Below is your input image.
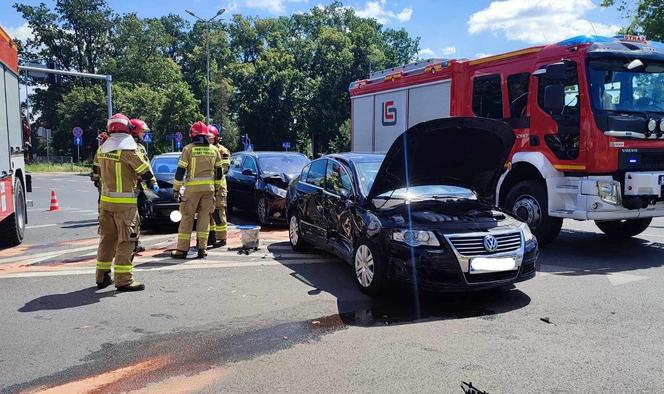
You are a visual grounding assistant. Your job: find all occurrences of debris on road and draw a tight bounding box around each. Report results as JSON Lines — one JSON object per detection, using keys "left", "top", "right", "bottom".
{"left": 540, "top": 317, "right": 554, "bottom": 325}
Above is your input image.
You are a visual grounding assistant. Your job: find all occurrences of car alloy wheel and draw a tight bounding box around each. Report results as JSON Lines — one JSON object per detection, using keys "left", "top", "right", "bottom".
{"left": 354, "top": 244, "right": 375, "bottom": 288}
{"left": 289, "top": 215, "right": 299, "bottom": 246}
{"left": 257, "top": 196, "right": 267, "bottom": 224}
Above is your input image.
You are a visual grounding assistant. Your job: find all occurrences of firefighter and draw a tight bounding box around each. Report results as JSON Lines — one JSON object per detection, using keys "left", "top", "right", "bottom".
{"left": 95, "top": 113, "right": 159, "bottom": 291}
{"left": 171, "top": 121, "right": 223, "bottom": 259}
{"left": 130, "top": 119, "right": 152, "bottom": 254}
{"left": 207, "top": 124, "right": 231, "bottom": 248}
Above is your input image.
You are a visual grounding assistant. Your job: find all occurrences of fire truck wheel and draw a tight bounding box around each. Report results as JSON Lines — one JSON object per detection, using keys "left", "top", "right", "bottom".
{"left": 595, "top": 218, "right": 652, "bottom": 239}
{"left": 0, "top": 178, "right": 26, "bottom": 246}
{"left": 505, "top": 180, "right": 562, "bottom": 246}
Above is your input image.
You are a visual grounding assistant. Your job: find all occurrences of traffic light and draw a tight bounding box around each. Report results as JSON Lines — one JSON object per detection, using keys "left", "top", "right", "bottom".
{"left": 47, "top": 61, "right": 61, "bottom": 85}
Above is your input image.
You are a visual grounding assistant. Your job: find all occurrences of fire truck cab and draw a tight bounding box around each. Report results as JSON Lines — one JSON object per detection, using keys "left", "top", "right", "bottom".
{"left": 349, "top": 35, "right": 664, "bottom": 244}
{"left": 0, "top": 26, "right": 28, "bottom": 246}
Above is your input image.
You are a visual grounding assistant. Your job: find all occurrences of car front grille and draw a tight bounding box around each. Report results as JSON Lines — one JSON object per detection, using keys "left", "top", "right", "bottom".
{"left": 447, "top": 232, "right": 522, "bottom": 256}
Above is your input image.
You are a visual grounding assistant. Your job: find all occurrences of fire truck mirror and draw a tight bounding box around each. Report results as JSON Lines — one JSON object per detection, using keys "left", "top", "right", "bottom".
{"left": 543, "top": 84, "right": 565, "bottom": 112}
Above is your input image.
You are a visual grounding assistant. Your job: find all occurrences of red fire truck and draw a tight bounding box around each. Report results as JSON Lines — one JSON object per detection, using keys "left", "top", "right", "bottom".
{"left": 0, "top": 26, "right": 29, "bottom": 246}
{"left": 350, "top": 35, "right": 664, "bottom": 244}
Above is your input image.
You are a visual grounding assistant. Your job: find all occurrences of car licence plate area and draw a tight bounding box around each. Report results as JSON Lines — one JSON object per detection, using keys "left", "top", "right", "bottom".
{"left": 469, "top": 257, "right": 516, "bottom": 273}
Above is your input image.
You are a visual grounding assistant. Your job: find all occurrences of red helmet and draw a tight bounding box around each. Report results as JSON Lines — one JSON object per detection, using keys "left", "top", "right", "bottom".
{"left": 130, "top": 119, "right": 150, "bottom": 136}
{"left": 208, "top": 125, "right": 219, "bottom": 140}
{"left": 190, "top": 121, "right": 208, "bottom": 138}
{"left": 97, "top": 131, "right": 109, "bottom": 143}
{"left": 107, "top": 113, "right": 133, "bottom": 134}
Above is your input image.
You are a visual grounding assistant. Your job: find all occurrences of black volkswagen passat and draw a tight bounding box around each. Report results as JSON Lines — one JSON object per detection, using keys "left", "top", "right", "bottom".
{"left": 227, "top": 151, "right": 310, "bottom": 225}
{"left": 286, "top": 117, "right": 538, "bottom": 295}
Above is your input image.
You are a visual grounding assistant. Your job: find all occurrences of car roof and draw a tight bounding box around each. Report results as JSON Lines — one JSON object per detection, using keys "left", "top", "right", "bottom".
{"left": 325, "top": 152, "right": 385, "bottom": 163}
{"left": 234, "top": 151, "right": 308, "bottom": 157}
{"left": 152, "top": 152, "right": 181, "bottom": 158}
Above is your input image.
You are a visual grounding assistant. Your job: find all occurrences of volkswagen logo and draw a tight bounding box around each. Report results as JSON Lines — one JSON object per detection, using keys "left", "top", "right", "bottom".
{"left": 483, "top": 235, "right": 498, "bottom": 252}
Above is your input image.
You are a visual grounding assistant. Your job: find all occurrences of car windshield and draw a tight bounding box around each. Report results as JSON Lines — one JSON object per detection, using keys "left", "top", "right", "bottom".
{"left": 152, "top": 157, "right": 179, "bottom": 174}
{"left": 376, "top": 185, "right": 476, "bottom": 201}
{"left": 588, "top": 57, "right": 664, "bottom": 113}
{"left": 258, "top": 155, "right": 310, "bottom": 175}
{"left": 355, "top": 161, "right": 383, "bottom": 195}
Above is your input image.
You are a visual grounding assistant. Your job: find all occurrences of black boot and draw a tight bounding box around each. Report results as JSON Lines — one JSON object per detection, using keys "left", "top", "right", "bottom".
{"left": 207, "top": 232, "right": 216, "bottom": 247}
{"left": 116, "top": 281, "right": 145, "bottom": 292}
{"left": 134, "top": 243, "right": 145, "bottom": 253}
{"left": 96, "top": 272, "right": 113, "bottom": 289}
{"left": 213, "top": 238, "right": 226, "bottom": 248}
{"left": 197, "top": 249, "right": 208, "bottom": 259}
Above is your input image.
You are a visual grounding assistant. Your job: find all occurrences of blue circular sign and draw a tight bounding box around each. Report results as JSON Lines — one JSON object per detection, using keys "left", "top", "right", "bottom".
{"left": 73, "top": 127, "right": 83, "bottom": 138}
{"left": 175, "top": 132, "right": 184, "bottom": 142}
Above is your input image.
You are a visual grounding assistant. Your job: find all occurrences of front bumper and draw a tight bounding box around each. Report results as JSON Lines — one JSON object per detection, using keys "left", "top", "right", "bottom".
{"left": 383, "top": 236, "right": 538, "bottom": 292}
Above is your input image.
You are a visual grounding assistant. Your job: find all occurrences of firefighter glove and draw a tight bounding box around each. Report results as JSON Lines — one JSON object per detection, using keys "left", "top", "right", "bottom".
{"left": 173, "top": 190, "right": 181, "bottom": 202}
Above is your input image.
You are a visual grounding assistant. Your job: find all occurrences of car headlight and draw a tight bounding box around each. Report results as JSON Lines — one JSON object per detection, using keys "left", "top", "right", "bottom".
{"left": 597, "top": 181, "right": 621, "bottom": 206}
{"left": 392, "top": 229, "right": 440, "bottom": 247}
{"left": 266, "top": 183, "right": 287, "bottom": 198}
{"left": 520, "top": 223, "right": 535, "bottom": 242}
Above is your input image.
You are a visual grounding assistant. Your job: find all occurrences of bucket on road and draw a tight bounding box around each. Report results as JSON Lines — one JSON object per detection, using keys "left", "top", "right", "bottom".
{"left": 237, "top": 225, "right": 260, "bottom": 250}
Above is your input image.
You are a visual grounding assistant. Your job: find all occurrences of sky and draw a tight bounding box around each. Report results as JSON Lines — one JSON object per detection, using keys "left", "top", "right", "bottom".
{"left": 1, "top": 0, "right": 628, "bottom": 62}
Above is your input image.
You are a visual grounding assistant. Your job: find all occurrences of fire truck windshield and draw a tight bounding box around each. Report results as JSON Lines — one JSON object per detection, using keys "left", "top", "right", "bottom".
{"left": 588, "top": 58, "right": 664, "bottom": 114}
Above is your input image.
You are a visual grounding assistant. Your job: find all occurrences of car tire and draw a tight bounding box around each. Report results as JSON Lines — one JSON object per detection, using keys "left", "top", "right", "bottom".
{"left": 257, "top": 194, "right": 268, "bottom": 225}
{"left": 288, "top": 213, "right": 309, "bottom": 251}
{"left": 595, "top": 218, "right": 652, "bottom": 239}
{"left": 505, "top": 180, "right": 562, "bottom": 246}
{"left": 0, "top": 178, "right": 26, "bottom": 246}
{"left": 354, "top": 242, "right": 386, "bottom": 296}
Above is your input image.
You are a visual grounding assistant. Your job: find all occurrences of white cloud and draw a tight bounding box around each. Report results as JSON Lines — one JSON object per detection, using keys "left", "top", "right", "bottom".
{"left": 418, "top": 46, "right": 456, "bottom": 58}
{"left": 244, "top": 0, "right": 308, "bottom": 14}
{"left": 5, "top": 22, "right": 33, "bottom": 43}
{"left": 354, "top": 0, "right": 413, "bottom": 24}
{"left": 468, "top": 0, "right": 620, "bottom": 44}
{"left": 474, "top": 52, "right": 494, "bottom": 59}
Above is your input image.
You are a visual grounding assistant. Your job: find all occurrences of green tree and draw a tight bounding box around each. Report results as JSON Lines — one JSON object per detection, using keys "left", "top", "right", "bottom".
{"left": 602, "top": 0, "right": 664, "bottom": 39}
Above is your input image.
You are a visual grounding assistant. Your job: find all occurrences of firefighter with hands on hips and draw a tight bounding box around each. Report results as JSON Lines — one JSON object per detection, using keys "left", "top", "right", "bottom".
{"left": 207, "top": 124, "right": 231, "bottom": 248}
{"left": 95, "top": 113, "right": 160, "bottom": 292}
{"left": 130, "top": 118, "right": 152, "bottom": 254}
{"left": 171, "top": 121, "right": 224, "bottom": 259}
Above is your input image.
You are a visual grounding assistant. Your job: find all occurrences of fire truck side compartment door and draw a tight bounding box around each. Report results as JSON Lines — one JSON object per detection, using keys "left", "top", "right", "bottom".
{"left": 408, "top": 81, "right": 451, "bottom": 128}
{"left": 4, "top": 69, "right": 21, "bottom": 154}
{"left": 351, "top": 96, "right": 373, "bottom": 152}
{"left": 0, "top": 65, "right": 10, "bottom": 176}
{"left": 374, "top": 90, "right": 407, "bottom": 152}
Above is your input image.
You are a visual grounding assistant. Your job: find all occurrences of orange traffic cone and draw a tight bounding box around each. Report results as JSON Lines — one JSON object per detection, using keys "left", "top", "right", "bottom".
{"left": 49, "top": 189, "right": 60, "bottom": 211}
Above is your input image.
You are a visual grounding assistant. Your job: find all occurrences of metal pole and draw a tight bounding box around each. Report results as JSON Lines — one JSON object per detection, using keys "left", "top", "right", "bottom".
{"left": 206, "top": 20, "right": 211, "bottom": 123}
{"left": 77, "top": 144, "right": 80, "bottom": 163}
{"left": 106, "top": 75, "right": 113, "bottom": 118}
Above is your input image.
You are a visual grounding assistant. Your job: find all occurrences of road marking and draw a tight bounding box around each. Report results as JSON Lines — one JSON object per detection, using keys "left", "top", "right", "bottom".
{"left": 0, "top": 257, "right": 339, "bottom": 279}
{"left": 26, "top": 223, "right": 58, "bottom": 229}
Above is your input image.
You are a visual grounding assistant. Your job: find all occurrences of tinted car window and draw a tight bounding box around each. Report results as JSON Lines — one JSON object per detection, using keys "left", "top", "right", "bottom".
{"left": 326, "top": 160, "right": 353, "bottom": 195}
{"left": 152, "top": 157, "right": 179, "bottom": 174}
{"left": 231, "top": 155, "right": 243, "bottom": 169}
{"left": 258, "top": 155, "right": 310, "bottom": 175}
{"left": 300, "top": 164, "right": 311, "bottom": 181}
{"left": 243, "top": 156, "right": 258, "bottom": 173}
{"left": 306, "top": 159, "right": 326, "bottom": 187}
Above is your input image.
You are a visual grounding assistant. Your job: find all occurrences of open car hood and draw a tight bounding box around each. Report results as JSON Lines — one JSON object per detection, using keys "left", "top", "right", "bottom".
{"left": 367, "top": 117, "right": 515, "bottom": 202}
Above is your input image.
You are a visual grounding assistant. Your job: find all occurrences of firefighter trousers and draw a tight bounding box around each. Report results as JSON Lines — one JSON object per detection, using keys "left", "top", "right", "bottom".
{"left": 176, "top": 190, "right": 215, "bottom": 252}
{"left": 96, "top": 207, "right": 139, "bottom": 287}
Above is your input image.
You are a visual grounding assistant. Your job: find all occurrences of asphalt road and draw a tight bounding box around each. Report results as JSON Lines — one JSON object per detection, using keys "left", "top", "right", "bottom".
{"left": 1, "top": 173, "right": 664, "bottom": 393}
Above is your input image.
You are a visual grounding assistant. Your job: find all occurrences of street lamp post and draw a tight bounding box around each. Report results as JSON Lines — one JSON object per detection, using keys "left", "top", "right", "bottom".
{"left": 185, "top": 8, "right": 226, "bottom": 123}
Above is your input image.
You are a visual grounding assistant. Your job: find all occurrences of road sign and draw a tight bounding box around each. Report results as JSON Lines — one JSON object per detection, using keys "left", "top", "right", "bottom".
{"left": 143, "top": 132, "right": 153, "bottom": 143}
{"left": 175, "top": 132, "right": 183, "bottom": 142}
{"left": 74, "top": 136, "right": 82, "bottom": 146}
{"left": 282, "top": 141, "right": 291, "bottom": 150}
{"left": 176, "top": 140, "right": 182, "bottom": 150}
{"left": 73, "top": 127, "right": 83, "bottom": 138}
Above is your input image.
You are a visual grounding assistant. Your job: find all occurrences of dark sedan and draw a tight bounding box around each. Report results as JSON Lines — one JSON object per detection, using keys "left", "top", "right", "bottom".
{"left": 286, "top": 117, "right": 539, "bottom": 295}
{"left": 226, "top": 151, "right": 310, "bottom": 225}
{"left": 139, "top": 152, "right": 181, "bottom": 225}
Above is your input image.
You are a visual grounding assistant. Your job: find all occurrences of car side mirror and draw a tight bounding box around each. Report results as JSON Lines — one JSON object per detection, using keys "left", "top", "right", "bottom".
{"left": 543, "top": 84, "right": 565, "bottom": 112}
{"left": 242, "top": 169, "right": 256, "bottom": 176}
